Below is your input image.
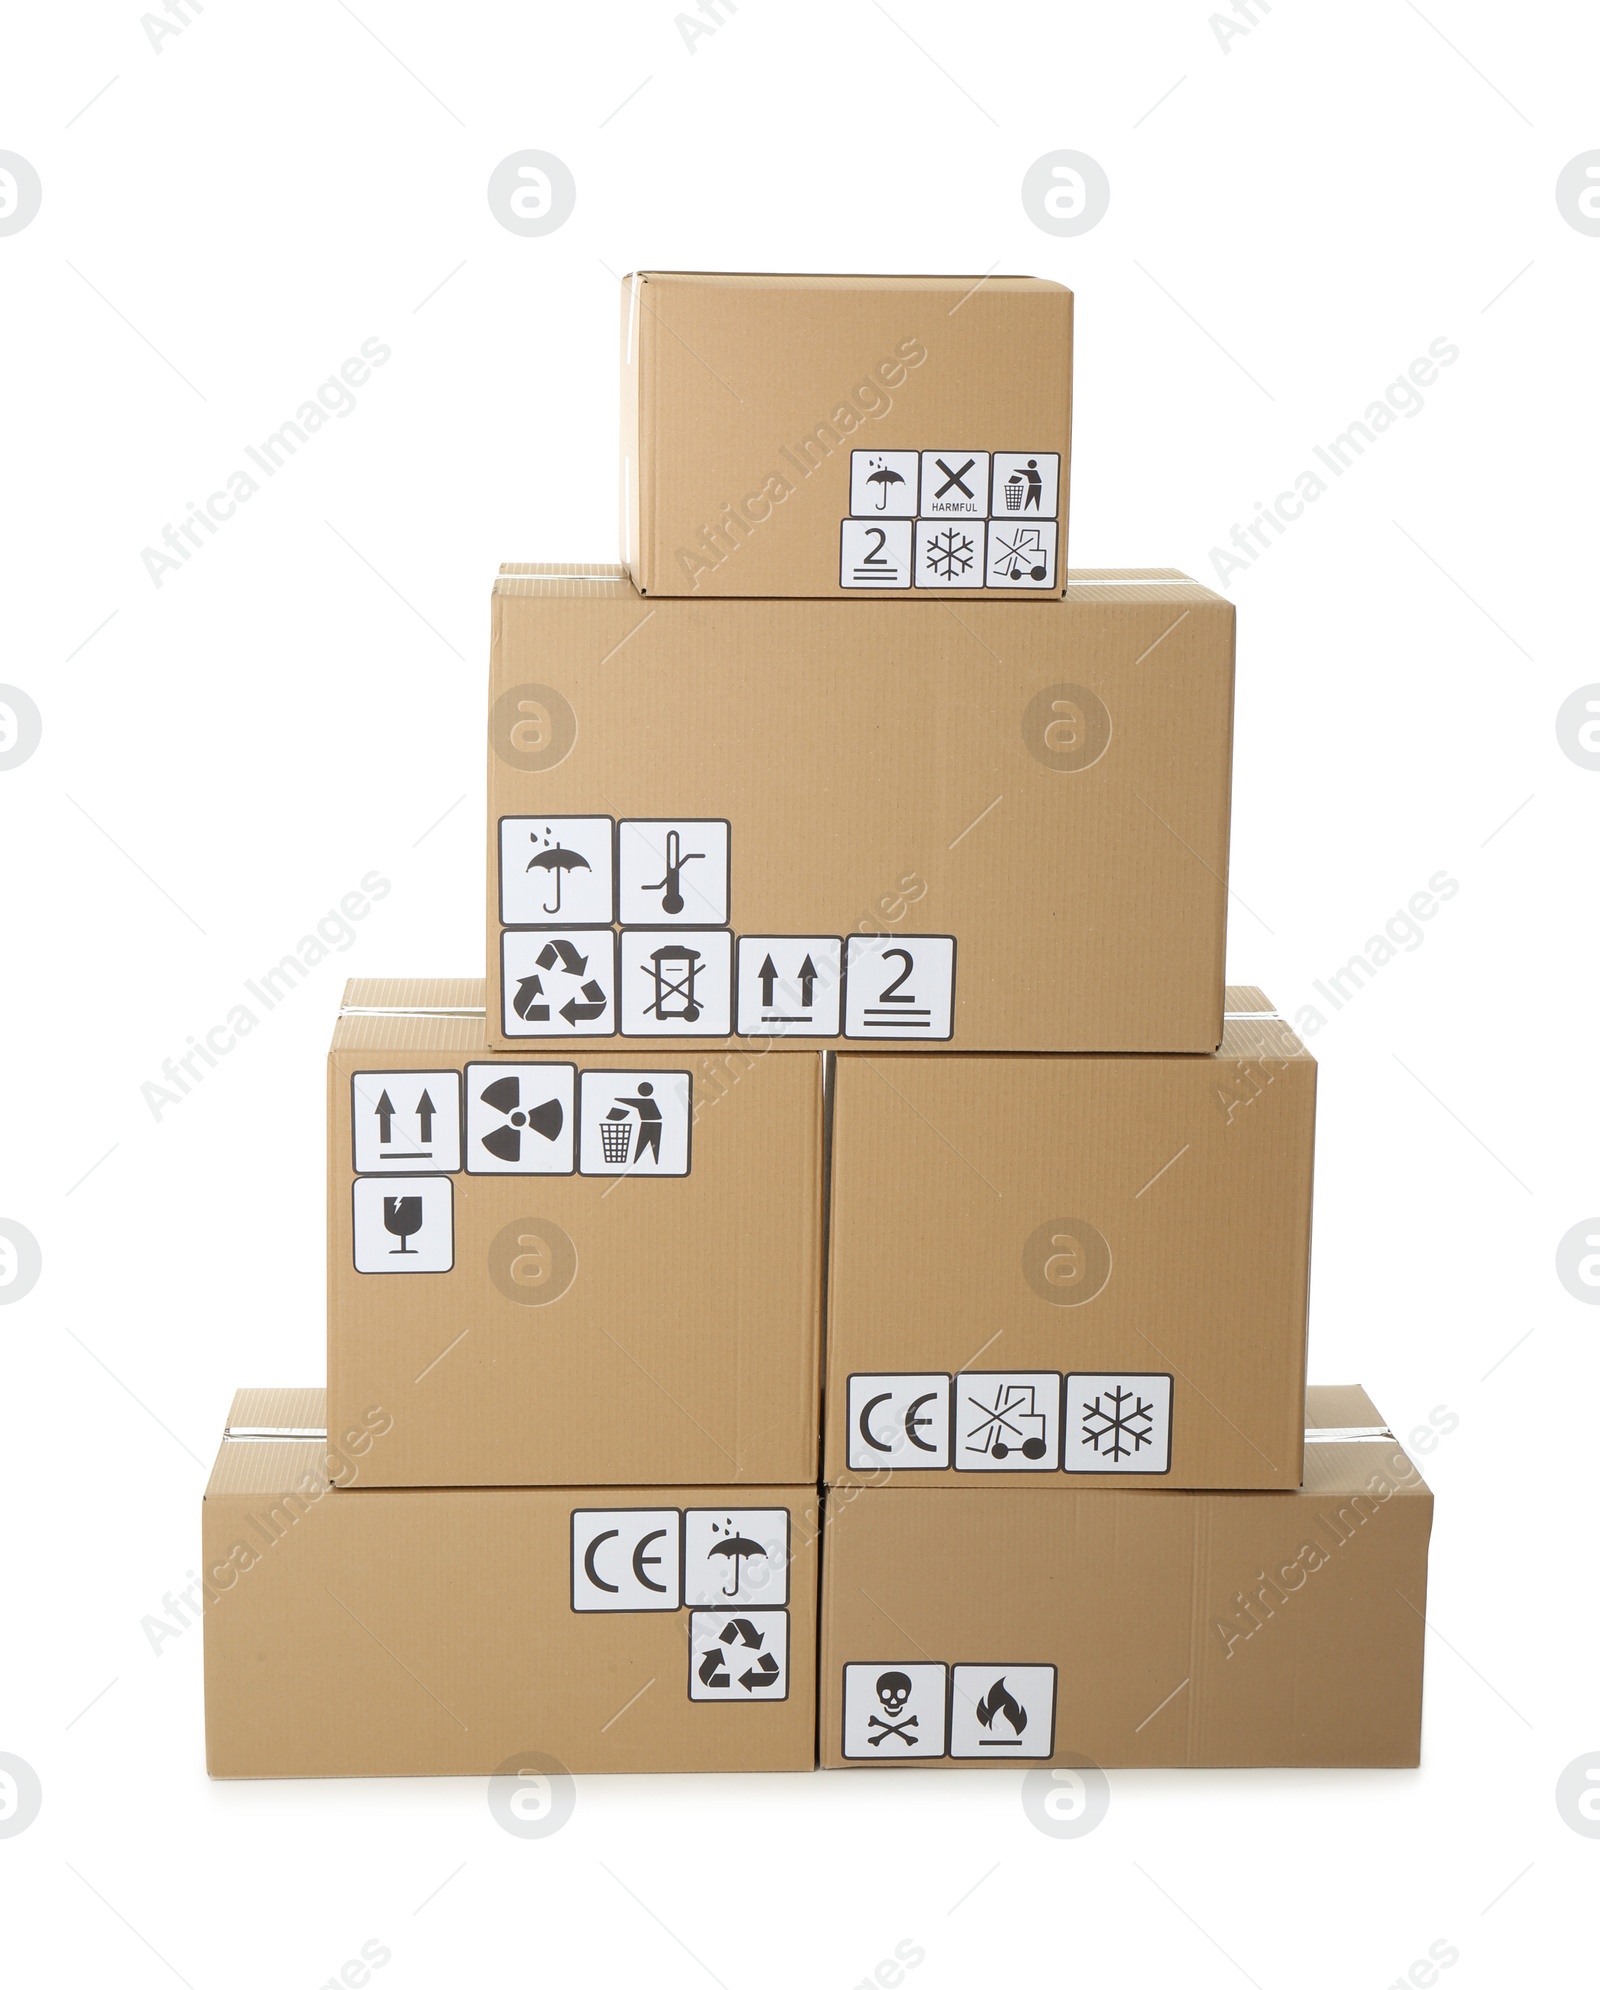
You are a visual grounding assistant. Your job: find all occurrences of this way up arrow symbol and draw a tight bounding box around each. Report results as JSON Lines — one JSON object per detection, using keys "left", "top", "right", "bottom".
{"left": 374, "top": 1090, "right": 395, "bottom": 1144}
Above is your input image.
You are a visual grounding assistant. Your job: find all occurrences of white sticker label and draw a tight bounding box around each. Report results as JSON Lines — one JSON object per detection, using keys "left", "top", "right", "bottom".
{"left": 842, "top": 1663, "right": 949, "bottom": 1760}
{"left": 571, "top": 1508, "right": 681, "bottom": 1612}
{"left": 847, "top": 1374, "right": 952, "bottom": 1470}
{"left": 619, "top": 929, "right": 733, "bottom": 1036}
{"left": 736, "top": 936, "right": 844, "bottom": 1036}
{"left": 843, "top": 935, "right": 956, "bottom": 1040}
{"left": 990, "top": 452, "right": 1060, "bottom": 519}
{"left": 920, "top": 450, "right": 990, "bottom": 517}
{"left": 849, "top": 449, "right": 919, "bottom": 517}
{"left": 986, "top": 518, "right": 1058, "bottom": 591}
{"left": 914, "top": 519, "right": 984, "bottom": 589}
{"left": 683, "top": 1508, "right": 790, "bottom": 1608}
{"left": 352, "top": 1175, "right": 453, "bottom": 1274}
{"left": 955, "top": 1372, "right": 1061, "bottom": 1471}
{"left": 463, "top": 1062, "right": 575, "bottom": 1174}
{"left": 688, "top": 1609, "right": 789, "bottom": 1701}
{"left": 949, "top": 1665, "right": 1056, "bottom": 1759}
{"left": 499, "top": 816, "right": 615, "bottom": 927}
{"left": 502, "top": 929, "right": 617, "bottom": 1037}
{"left": 840, "top": 518, "right": 912, "bottom": 589}
{"left": 617, "top": 819, "right": 730, "bottom": 928}
{"left": 1063, "top": 1373, "right": 1174, "bottom": 1474}
{"left": 350, "top": 1071, "right": 461, "bottom": 1174}
{"left": 578, "top": 1069, "right": 691, "bottom": 1176}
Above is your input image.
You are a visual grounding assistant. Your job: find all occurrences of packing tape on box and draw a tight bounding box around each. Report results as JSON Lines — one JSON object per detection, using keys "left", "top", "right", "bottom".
{"left": 339, "top": 1005, "right": 487, "bottom": 1018}
{"left": 1303, "top": 1426, "right": 1396, "bottom": 1443}
{"left": 225, "top": 1425, "right": 327, "bottom": 1441}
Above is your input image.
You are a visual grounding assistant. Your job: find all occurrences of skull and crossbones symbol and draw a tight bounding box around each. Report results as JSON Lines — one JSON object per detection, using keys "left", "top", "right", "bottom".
{"left": 866, "top": 1670, "right": 919, "bottom": 1747}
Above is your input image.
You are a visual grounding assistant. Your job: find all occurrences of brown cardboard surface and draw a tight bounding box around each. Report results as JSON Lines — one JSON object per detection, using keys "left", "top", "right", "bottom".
{"left": 621, "top": 271, "right": 1072, "bottom": 597}
{"left": 204, "top": 1392, "right": 818, "bottom": 1777}
{"left": 487, "top": 568, "right": 1233, "bottom": 1054}
{"left": 327, "top": 981, "right": 823, "bottom": 1487}
{"left": 818, "top": 1387, "right": 1431, "bottom": 1769}
{"left": 825, "top": 987, "right": 1315, "bottom": 1491}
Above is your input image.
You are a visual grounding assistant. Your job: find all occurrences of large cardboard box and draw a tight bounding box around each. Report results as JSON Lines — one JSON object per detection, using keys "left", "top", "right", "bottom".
{"left": 487, "top": 568, "right": 1233, "bottom": 1055}
{"left": 327, "top": 980, "right": 824, "bottom": 1488}
{"left": 825, "top": 988, "right": 1315, "bottom": 1492}
{"left": 203, "top": 1392, "right": 818, "bottom": 1776}
{"left": 620, "top": 271, "right": 1072, "bottom": 598}
{"left": 819, "top": 1388, "right": 1430, "bottom": 1770}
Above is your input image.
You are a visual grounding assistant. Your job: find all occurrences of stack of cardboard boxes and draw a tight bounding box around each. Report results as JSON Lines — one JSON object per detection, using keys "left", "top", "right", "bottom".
{"left": 204, "top": 274, "right": 1433, "bottom": 1778}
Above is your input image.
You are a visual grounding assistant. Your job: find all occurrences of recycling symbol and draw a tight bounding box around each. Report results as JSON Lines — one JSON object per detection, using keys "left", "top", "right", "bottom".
{"left": 512, "top": 936, "right": 611, "bottom": 1029}
{"left": 692, "top": 1613, "right": 786, "bottom": 1698}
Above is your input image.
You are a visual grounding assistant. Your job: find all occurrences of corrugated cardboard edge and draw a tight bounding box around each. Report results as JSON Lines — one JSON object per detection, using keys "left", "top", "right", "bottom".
{"left": 620, "top": 273, "right": 644, "bottom": 585}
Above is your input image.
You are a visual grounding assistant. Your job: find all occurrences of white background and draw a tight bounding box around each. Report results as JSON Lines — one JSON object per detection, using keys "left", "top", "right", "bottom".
{"left": 2, "top": 1, "right": 1597, "bottom": 1983}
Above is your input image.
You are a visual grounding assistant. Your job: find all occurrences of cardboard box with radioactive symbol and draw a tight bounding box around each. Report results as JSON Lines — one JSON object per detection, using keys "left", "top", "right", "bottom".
{"left": 824, "top": 988, "right": 1316, "bottom": 1492}
{"left": 326, "top": 978, "right": 824, "bottom": 1489}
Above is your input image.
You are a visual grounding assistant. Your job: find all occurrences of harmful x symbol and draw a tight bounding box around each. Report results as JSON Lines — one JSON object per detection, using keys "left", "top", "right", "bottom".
{"left": 933, "top": 456, "right": 976, "bottom": 500}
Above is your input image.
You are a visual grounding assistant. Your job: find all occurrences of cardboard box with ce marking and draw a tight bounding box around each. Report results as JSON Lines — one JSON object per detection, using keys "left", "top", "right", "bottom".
{"left": 326, "top": 979, "right": 824, "bottom": 1488}
{"left": 825, "top": 988, "right": 1315, "bottom": 1493}
{"left": 203, "top": 1392, "right": 819, "bottom": 1776}
{"left": 818, "top": 1388, "right": 1432, "bottom": 1770}
{"left": 486, "top": 566, "right": 1233, "bottom": 1056}
{"left": 620, "top": 271, "right": 1072, "bottom": 598}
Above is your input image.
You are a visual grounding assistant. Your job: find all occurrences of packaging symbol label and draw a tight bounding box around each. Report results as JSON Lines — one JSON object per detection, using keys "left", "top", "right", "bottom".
{"left": 351, "top": 1071, "right": 461, "bottom": 1174}
{"left": 842, "top": 1662, "right": 949, "bottom": 1759}
{"left": 578, "top": 1069, "right": 691, "bottom": 1176}
{"left": 688, "top": 1609, "right": 790, "bottom": 1701}
{"left": 352, "top": 1175, "right": 454, "bottom": 1274}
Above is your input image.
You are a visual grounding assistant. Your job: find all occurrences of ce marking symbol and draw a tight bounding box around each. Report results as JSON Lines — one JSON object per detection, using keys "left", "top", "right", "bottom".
{"left": 858, "top": 1390, "right": 942, "bottom": 1455}
{"left": 583, "top": 1525, "right": 671, "bottom": 1594}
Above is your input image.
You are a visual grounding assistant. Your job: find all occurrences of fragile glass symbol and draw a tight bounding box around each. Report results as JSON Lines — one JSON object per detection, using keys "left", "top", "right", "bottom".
{"left": 383, "top": 1195, "right": 424, "bottom": 1255}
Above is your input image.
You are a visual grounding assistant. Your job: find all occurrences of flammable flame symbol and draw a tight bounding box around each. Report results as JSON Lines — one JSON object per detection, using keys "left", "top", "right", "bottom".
{"left": 975, "top": 1676, "right": 1027, "bottom": 1736}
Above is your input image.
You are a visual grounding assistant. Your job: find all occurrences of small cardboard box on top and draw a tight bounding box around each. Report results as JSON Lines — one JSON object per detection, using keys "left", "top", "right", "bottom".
{"left": 487, "top": 567, "right": 1234, "bottom": 1055}
{"left": 204, "top": 1392, "right": 818, "bottom": 1777}
{"left": 826, "top": 988, "right": 1315, "bottom": 1492}
{"left": 326, "top": 979, "right": 824, "bottom": 1488}
{"left": 820, "top": 1387, "right": 1431, "bottom": 1770}
{"left": 620, "top": 271, "right": 1072, "bottom": 597}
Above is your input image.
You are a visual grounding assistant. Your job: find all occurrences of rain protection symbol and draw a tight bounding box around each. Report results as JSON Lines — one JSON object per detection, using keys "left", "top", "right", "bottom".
{"left": 863, "top": 454, "right": 907, "bottom": 509}
{"left": 526, "top": 827, "right": 593, "bottom": 916}
{"left": 705, "top": 1517, "right": 770, "bottom": 1597}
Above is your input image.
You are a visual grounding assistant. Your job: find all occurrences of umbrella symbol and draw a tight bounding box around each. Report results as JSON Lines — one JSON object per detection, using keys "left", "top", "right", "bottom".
{"left": 865, "top": 457, "right": 906, "bottom": 510}
{"left": 526, "top": 830, "right": 592, "bottom": 915}
{"left": 707, "top": 1520, "right": 769, "bottom": 1597}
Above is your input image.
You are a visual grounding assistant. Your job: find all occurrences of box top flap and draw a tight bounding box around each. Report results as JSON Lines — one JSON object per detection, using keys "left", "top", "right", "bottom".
{"left": 1221, "top": 984, "right": 1312, "bottom": 1061}
{"left": 493, "top": 564, "right": 1225, "bottom": 606}
{"left": 332, "top": 978, "right": 487, "bottom": 1053}
{"left": 627, "top": 270, "right": 1070, "bottom": 297}
{"left": 206, "top": 1388, "right": 329, "bottom": 1498}
{"left": 1302, "top": 1384, "right": 1430, "bottom": 1497}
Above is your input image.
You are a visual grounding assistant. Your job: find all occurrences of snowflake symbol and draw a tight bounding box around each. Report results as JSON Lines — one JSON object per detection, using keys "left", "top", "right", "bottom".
{"left": 924, "top": 526, "right": 974, "bottom": 580}
{"left": 1080, "top": 1384, "right": 1156, "bottom": 1462}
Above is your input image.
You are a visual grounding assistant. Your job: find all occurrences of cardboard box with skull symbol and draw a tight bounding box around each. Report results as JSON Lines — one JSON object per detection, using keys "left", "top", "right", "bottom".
{"left": 819, "top": 1388, "right": 1432, "bottom": 1769}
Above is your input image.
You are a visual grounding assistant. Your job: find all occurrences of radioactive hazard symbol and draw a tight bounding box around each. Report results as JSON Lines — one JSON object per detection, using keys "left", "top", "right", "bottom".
{"left": 687, "top": 1608, "right": 790, "bottom": 1703}
{"left": 464, "top": 1063, "right": 575, "bottom": 1175}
